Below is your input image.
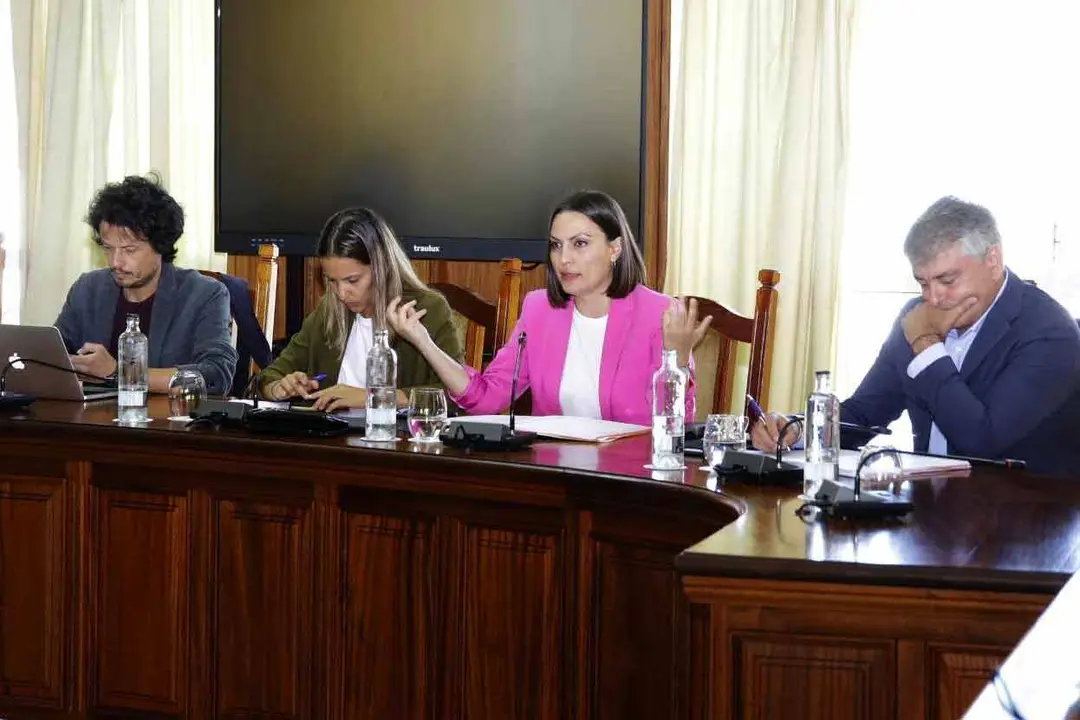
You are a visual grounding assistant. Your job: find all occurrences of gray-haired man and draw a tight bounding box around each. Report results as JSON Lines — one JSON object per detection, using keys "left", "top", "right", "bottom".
{"left": 754, "top": 196, "right": 1080, "bottom": 476}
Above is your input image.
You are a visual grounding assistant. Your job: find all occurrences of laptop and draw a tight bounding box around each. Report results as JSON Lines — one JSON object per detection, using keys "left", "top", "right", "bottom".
{"left": 0, "top": 324, "right": 119, "bottom": 401}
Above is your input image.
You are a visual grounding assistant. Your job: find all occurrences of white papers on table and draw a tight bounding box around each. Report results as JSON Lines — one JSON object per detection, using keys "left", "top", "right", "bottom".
{"left": 448, "top": 415, "right": 649, "bottom": 443}
{"left": 781, "top": 448, "right": 970, "bottom": 478}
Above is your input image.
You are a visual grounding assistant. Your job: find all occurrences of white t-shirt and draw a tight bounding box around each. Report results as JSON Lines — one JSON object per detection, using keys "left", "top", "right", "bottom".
{"left": 558, "top": 308, "right": 607, "bottom": 419}
{"left": 337, "top": 315, "right": 374, "bottom": 387}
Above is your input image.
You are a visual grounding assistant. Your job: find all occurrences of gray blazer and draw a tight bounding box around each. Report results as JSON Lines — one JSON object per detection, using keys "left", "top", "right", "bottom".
{"left": 54, "top": 263, "right": 238, "bottom": 394}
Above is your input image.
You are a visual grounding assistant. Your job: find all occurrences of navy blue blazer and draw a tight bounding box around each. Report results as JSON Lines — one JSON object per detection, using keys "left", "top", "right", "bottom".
{"left": 841, "top": 272, "right": 1080, "bottom": 476}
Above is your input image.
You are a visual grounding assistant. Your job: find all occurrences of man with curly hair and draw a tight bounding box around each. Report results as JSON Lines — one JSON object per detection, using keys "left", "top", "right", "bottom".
{"left": 54, "top": 174, "right": 238, "bottom": 395}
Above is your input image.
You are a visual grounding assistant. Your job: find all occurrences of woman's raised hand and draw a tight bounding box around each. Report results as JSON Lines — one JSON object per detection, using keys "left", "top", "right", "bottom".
{"left": 662, "top": 296, "right": 713, "bottom": 366}
{"left": 386, "top": 297, "right": 431, "bottom": 348}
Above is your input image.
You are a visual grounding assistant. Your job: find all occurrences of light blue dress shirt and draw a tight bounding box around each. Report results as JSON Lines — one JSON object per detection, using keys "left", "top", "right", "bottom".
{"left": 905, "top": 272, "right": 1011, "bottom": 454}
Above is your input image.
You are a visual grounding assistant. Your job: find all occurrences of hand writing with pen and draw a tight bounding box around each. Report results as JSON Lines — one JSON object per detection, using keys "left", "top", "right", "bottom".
{"left": 747, "top": 394, "right": 803, "bottom": 455}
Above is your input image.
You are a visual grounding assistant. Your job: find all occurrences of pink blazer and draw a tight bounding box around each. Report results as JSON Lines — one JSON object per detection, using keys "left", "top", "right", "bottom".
{"left": 450, "top": 285, "right": 696, "bottom": 425}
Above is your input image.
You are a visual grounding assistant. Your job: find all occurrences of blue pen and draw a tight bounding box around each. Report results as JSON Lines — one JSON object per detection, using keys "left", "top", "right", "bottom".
{"left": 745, "top": 393, "right": 765, "bottom": 420}
{"left": 311, "top": 373, "right": 327, "bottom": 383}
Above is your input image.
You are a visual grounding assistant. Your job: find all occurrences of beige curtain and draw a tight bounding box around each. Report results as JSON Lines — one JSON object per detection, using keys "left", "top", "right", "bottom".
{"left": 12, "top": 0, "right": 220, "bottom": 327}
{"left": 13, "top": 0, "right": 121, "bottom": 326}
{"left": 666, "top": 0, "right": 856, "bottom": 413}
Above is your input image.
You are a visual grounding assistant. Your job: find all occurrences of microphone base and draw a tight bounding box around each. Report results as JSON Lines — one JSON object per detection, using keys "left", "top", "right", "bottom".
{"left": 714, "top": 450, "right": 803, "bottom": 488}
{"left": 244, "top": 408, "right": 352, "bottom": 437}
{"left": 813, "top": 478, "right": 914, "bottom": 520}
{"left": 0, "top": 391, "right": 36, "bottom": 410}
{"left": 441, "top": 421, "right": 537, "bottom": 451}
{"left": 190, "top": 398, "right": 250, "bottom": 427}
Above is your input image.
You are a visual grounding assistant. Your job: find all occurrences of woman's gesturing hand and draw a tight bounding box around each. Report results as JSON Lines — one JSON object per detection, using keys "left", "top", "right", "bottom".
{"left": 386, "top": 297, "right": 431, "bottom": 348}
{"left": 662, "top": 296, "right": 713, "bottom": 366}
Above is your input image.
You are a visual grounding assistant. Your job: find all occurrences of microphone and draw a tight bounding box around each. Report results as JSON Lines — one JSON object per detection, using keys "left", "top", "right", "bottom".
{"left": 708, "top": 416, "right": 804, "bottom": 487}
{"left": 189, "top": 364, "right": 270, "bottom": 426}
{"left": 508, "top": 330, "right": 526, "bottom": 436}
{"left": 788, "top": 413, "right": 892, "bottom": 437}
{"left": 441, "top": 330, "right": 536, "bottom": 451}
{"left": 246, "top": 364, "right": 267, "bottom": 407}
{"left": 190, "top": 367, "right": 352, "bottom": 437}
{"left": 804, "top": 446, "right": 916, "bottom": 520}
{"left": 0, "top": 356, "right": 110, "bottom": 409}
{"left": 889, "top": 447, "right": 1025, "bottom": 470}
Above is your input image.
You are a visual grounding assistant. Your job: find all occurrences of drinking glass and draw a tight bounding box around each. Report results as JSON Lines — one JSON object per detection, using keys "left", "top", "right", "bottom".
{"left": 408, "top": 388, "right": 448, "bottom": 443}
{"left": 167, "top": 368, "right": 207, "bottom": 421}
{"left": 703, "top": 414, "right": 749, "bottom": 468}
{"left": 857, "top": 444, "right": 903, "bottom": 493}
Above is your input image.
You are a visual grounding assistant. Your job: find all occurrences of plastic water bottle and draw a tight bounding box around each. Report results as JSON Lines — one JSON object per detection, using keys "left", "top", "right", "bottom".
{"left": 804, "top": 369, "right": 840, "bottom": 497}
{"left": 365, "top": 327, "right": 398, "bottom": 441}
{"left": 117, "top": 314, "right": 149, "bottom": 424}
{"left": 651, "top": 348, "right": 688, "bottom": 469}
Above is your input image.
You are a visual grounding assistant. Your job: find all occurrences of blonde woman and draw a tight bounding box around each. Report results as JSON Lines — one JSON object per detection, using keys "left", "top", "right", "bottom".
{"left": 259, "top": 207, "right": 462, "bottom": 412}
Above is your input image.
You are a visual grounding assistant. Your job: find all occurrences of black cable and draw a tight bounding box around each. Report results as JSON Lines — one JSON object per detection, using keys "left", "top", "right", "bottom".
{"left": 773, "top": 416, "right": 804, "bottom": 465}
{"left": 0, "top": 357, "right": 110, "bottom": 393}
{"left": 851, "top": 446, "right": 901, "bottom": 502}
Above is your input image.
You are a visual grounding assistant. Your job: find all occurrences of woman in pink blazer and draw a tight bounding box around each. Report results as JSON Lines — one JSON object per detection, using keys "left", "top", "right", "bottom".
{"left": 387, "top": 190, "right": 711, "bottom": 426}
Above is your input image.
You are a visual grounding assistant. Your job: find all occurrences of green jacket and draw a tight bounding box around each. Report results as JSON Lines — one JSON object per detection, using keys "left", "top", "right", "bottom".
{"left": 259, "top": 287, "right": 463, "bottom": 394}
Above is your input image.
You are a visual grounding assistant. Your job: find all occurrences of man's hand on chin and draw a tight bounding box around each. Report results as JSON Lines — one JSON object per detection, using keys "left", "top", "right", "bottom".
{"left": 901, "top": 297, "right": 979, "bottom": 352}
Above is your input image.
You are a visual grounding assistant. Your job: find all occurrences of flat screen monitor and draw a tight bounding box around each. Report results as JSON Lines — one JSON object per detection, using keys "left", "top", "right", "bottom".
{"left": 215, "top": 0, "right": 647, "bottom": 260}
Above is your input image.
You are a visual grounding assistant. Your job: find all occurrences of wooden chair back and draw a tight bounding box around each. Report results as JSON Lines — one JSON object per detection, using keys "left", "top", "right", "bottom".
{"left": 431, "top": 258, "right": 523, "bottom": 368}
{"left": 687, "top": 269, "right": 780, "bottom": 421}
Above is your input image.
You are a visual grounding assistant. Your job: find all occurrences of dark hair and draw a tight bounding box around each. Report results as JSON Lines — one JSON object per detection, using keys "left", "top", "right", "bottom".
{"left": 86, "top": 172, "right": 184, "bottom": 263}
{"left": 545, "top": 190, "right": 647, "bottom": 307}
{"left": 315, "top": 207, "right": 428, "bottom": 349}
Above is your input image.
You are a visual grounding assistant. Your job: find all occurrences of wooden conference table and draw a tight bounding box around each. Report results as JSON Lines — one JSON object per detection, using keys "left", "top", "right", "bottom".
{"left": 0, "top": 398, "right": 1078, "bottom": 719}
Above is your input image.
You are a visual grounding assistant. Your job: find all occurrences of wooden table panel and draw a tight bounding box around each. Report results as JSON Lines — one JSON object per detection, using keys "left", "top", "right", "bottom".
{"left": 0, "top": 398, "right": 739, "bottom": 719}
{"left": 0, "top": 474, "right": 66, "bottom": 707}
{"left": 89, "top": 486, "right": 188, "bottom": 715}
{"left": 212, "top": 498, "right": 313, "bottom": 718}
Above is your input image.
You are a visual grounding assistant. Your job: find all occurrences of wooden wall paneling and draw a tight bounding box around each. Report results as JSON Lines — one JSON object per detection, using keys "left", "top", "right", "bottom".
{"left": 228, "top": 253, "right": 289, "bottom": 341}
{"left": 303, "top": 257, "right": 324, "bottom": 318}
{"left": 210, "top": 495, "right": 314, "bottom": 718}
{"left": 0, "top": 469, "right": 68, "bottom": 708}
{"left": 87, "top": 479, "right": 189, "bottom": 715}
{"left": 414, "top": 260, "right": 546, "bottom": 309}
{"left": 644, "top": 0, "right": 672, "bottom": 290}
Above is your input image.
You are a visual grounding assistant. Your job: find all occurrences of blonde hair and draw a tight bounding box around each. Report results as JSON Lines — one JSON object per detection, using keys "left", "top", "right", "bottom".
{"left": 316, "top": 207, "right": 429, "bottom": 351}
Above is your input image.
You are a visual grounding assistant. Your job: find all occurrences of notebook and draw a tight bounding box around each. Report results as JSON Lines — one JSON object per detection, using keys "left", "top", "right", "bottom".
{"left": 448, "top": 415, "right": 650, "bottom": 443}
